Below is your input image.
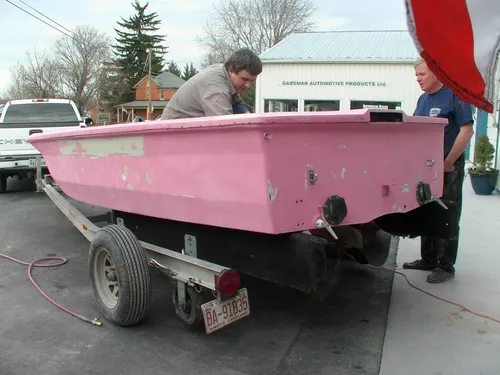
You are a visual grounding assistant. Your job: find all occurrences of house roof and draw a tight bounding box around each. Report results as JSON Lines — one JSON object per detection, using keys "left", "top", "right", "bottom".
{"left": 259, "top": 30, "right": 420, "bottom": 63}
{"left": 153, "top": 71, "right": 186, "bottom": 88}
{"left": 133, "top": 71, "right": 186, "bottom": 89}
{"left": 115, "top": 100, "right": 169, "bottom": 108}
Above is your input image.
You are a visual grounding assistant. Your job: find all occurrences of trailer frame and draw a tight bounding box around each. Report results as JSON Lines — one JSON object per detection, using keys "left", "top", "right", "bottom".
{"left": 35, "top": 156, "right": 250, "bottom": 334}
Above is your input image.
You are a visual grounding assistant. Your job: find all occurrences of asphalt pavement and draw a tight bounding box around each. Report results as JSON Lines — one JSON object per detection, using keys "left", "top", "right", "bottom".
{"left": 0, "top": 177, "right": 397, "bottom": 375}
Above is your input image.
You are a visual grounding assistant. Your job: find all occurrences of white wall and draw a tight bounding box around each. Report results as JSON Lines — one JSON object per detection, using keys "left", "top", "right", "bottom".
{"left": 255, "top": 62, "right": 423, "bottom": 115}
{"left": 467, "top": 111, "right": 498, "bottom": 163}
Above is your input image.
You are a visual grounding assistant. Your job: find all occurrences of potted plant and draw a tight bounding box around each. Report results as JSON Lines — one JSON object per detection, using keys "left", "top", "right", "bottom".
{"left": 468, "top": 134, "right": 499, "bottom": 195}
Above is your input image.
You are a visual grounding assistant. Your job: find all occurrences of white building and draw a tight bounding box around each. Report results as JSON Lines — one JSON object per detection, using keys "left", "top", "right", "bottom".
{"left": 255, "top": 30, "right": 500, "bottom": 183}
{"left": 255, "top": 30, "right": 424, "bottom": 115}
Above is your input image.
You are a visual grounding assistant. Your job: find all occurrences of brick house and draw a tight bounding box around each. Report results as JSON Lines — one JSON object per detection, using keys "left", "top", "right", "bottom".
{"left": 86, "top": 99, "right": 113, "bottom": 125}
{"left": 115, "top": 71, "right": 186, "bottom": 122}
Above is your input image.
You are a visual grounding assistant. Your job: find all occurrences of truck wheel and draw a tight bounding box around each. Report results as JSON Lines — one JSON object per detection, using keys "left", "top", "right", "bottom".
{"left": 89, "top": 224, "right": 152, "bottom": 326}
{"left": 0, "top": 174, "right": 7, "bottom": 193}
{"left": 172, "top": 285, "right": 203, "bottom": 326}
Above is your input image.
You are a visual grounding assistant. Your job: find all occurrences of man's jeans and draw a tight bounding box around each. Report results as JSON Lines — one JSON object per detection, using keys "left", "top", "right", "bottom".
{"left": 420, "top": 155, "right": 465, "bottom": 272}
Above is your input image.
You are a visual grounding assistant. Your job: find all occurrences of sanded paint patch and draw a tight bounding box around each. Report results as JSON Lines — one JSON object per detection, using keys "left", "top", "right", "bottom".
{"left": 58, "top": 136, "right": 145, "bottom": 157}
{"left": 145, "top": 173, "right": 152, "bottom": 185}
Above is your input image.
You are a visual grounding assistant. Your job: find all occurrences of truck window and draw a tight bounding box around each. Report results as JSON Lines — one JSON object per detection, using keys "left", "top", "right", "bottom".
{"left": 2, "top": 103, "right": 79, "bottom": 124}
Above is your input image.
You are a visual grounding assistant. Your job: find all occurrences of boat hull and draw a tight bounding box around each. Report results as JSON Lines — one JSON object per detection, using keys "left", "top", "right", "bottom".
{"left": 27, "top": 110, "right": 447, "bottom": 234}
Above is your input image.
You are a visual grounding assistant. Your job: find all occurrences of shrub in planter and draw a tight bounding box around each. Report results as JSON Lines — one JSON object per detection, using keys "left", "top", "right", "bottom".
{"left": 468, "top": 134, "right": 499, "bottom": 195}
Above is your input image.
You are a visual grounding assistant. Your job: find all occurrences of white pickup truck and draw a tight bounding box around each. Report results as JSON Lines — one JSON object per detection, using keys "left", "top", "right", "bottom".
{"left": 0, "top": 98, "right": 86, "bottom": 193}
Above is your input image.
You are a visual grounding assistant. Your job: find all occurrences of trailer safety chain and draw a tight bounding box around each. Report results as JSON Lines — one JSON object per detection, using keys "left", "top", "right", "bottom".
{"left": 317, "top": 221, "right": 500, "bottom": 325}
{"left": 150, "top": 258, "right": 204, "bottom": 293}
{"left": 0, "top": 252, "right": 103, "bottom": 327}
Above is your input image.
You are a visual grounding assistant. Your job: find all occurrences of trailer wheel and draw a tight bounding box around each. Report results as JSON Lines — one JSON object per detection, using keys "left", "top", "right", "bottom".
{"left": 0, "top": 174, "right": 7, "bottom": 193}
{"left": 172, "top": 285, "right": 203, "bottom": 326}
{"left": 89, "top": 224, "right": 152, "bottom": 326}
{"left": 363, "top": 231, "right": 398, "bottom": 267}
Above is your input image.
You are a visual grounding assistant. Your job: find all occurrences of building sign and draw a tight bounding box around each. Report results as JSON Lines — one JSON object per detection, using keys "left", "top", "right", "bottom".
{"left": 363, "top": 104, "right": 389, "bottom": 109}
{"left": 351, "top": 100, "right": 401, "bottom": 110}
{"left": 281, "top": 80, "right": 387, "bottom": 87}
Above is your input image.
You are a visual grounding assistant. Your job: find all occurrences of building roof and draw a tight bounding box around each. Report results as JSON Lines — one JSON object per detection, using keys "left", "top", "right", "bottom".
{"left": 259, "top": 30, "right": 420, "bottom": 63}
{"left": 115, "top": 100, "right": 169, "bottom": 108}
{"left": 152, "top": 71, "right": 186, "bottom": 89}
{"left": 133, "top": 71, "right": 186, "bottom": 89}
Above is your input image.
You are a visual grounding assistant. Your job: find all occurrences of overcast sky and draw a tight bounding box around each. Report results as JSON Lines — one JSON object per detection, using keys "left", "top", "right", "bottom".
{"left": 0, "top": 0, "right": 408, "bottom": 95}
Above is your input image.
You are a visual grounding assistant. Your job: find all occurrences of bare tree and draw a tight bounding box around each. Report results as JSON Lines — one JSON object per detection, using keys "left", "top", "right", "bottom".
{"left": 4, "top": 64, "right": 29, "bottom": 99}
{"left": 196, "top": 0, "right": 315, "bottom": 112}
{"left": 54, "top": 25, "right": 111, "bottom": 113}
{"left": 197, "top": 0, "right": 316, "bottom": 64}
{"left": 4, "top": 48, "right": 62, "bottom": 99}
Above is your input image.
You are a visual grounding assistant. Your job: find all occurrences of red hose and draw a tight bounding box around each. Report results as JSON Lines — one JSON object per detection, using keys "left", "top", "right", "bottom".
{"left": 0, "top": 252, "right": 102, "bottom": 327}
{"left": 369, "top": 264, "right": 500, "bottom": 324}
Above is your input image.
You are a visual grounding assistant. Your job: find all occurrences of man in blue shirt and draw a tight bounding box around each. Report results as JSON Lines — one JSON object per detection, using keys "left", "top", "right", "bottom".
{"left": 403, "top": 58, "right": 474, "bottom": 283}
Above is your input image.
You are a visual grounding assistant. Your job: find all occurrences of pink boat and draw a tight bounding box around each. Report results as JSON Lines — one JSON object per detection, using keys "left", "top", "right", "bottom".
{"left": 27, "top": 109, "right": 449, "bottom": 234}
{"left": 26, "top": 109, "right": 458, "bottom": 332}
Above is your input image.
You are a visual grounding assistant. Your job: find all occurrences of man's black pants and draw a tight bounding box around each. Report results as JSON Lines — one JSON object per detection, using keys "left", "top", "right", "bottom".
{"left": 421, "top": 154, "right": 465, "bottom": 272}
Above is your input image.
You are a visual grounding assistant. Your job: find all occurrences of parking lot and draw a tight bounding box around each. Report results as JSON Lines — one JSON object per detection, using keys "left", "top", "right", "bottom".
{"left": 0, "top": 178, "right": 398, "bottom": 375}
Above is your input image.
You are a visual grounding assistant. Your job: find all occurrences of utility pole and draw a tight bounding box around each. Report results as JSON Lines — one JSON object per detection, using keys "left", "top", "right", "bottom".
{"left": 147, "top": 49, "right": 152, "bottom": 121}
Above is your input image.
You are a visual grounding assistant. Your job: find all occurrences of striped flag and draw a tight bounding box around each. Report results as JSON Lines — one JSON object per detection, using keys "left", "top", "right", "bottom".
{"left": 405, "top": 0, "right": 500, "bottom": 113}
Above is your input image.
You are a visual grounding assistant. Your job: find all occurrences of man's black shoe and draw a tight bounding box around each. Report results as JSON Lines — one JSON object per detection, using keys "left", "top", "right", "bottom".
{"left": 427, "top": 268, "right": 455, "bottom": 283}
{"left": 402, "top": 259, "right": 437, "bottom": 271}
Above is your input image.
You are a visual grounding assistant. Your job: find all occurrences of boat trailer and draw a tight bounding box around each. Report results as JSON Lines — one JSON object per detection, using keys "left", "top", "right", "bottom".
{"left": 34, "top": 157, "right": 251, "bottom": 334}
{"left": 32, "top": 149, "right": 457, "bottom": 334}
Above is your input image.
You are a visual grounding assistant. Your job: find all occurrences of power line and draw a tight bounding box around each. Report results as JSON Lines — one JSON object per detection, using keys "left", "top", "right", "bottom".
{"left": 16, "top": 0, "right": 73, "bottom": 34}
{"left": 4, "top": 0, "right": 74, "bottom": 40}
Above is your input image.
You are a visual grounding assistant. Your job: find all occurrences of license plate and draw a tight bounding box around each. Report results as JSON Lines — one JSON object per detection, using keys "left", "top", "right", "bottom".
{"left": 29, "top": 158, "right": 46, "bottom": 167}
{"left": 201, "top": 288, "right": 250, "bottom": 334}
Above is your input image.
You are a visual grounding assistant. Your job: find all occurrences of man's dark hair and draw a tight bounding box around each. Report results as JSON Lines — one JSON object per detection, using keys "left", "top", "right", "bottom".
{"left": 224, "top": 48, "right": 262, "bottom": 76}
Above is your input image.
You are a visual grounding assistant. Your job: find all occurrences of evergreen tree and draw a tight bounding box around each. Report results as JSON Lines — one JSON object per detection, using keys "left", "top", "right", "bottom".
{"left": 167, "top": 61, "right": 181, "bottom": 77}
{"left": 112, "top": 0, "right": 168, "bottom": 103}
{"left": 182, "top": 62, "right": 198, "bottom": 81}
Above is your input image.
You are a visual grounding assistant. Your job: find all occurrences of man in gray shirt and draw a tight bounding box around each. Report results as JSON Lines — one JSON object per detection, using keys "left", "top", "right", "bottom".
{"left": 160, "top": 48, "right": 262, "bottom": 119}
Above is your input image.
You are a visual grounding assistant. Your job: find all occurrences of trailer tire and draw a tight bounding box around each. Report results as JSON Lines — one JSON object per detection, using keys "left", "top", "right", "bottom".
{"left": 172, "top": 285, "right": 203, "bottom": 326}
{"left": 363, "top": 231, "right": 398, "bottom": 267}
{"left": 0, "top": 174, "right": 7, "bottom": 193}
{"left": 89, "top": 224, "right": 152, "bottom": 326}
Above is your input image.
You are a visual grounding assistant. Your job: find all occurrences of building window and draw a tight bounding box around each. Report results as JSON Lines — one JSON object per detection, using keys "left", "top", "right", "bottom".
{"left": 350, "top": 100, "right": 402, "bottom": 110}
{"left": 160, "top": 90, "right": 165, "bottom": 100}
{"left": 304, "top": 100, "right": 340, "bottom": 111}
{"left": 264, "top": 99, "right": 298, "bottom": 112}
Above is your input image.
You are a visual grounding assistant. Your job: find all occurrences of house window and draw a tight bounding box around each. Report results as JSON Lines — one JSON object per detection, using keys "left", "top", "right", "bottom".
{"left": 304, "top": 100, "right": 340, "bottom": 111}
{"left": 160, "top": 90, "right": 165, "bottom": 100}
{"left": 264, "top": 99, "right": 298, "bottom": 113}
{"left": 350, "top": 100, "right": 401, "bottom": 110}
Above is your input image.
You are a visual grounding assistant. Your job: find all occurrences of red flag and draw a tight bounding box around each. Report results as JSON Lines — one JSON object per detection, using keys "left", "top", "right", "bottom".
{"left": 406, "top": 0, "right": 500, "bottom": 113}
